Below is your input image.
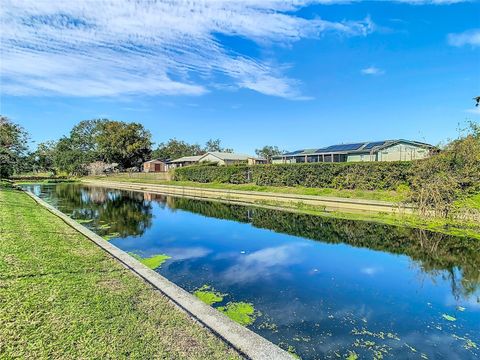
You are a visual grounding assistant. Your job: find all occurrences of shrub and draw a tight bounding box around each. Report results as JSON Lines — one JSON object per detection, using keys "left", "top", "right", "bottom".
{"left": 174, "top": 162, "right": 414, "bottom": 191}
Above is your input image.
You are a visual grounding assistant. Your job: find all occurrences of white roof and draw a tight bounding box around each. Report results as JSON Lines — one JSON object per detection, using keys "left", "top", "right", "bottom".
{"left": 199, "top": 152, "right": 255, "bottom": 161}
{"left": 169, "top": 155, "right": 203, "bottom": 163}
{"left": 144, "top": 159, "right": 166, "bottom": 163}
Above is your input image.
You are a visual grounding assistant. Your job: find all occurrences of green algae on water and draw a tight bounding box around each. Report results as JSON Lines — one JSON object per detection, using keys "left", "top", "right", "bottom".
{"left": 75, "top": 218, "right": 94, "bottom": 224}
{"left": 286, "top": 345, "right": 301, "bottom": 359}
{"left": 103, "top": 232, "right": 120, "bottom": 241}
{"left": 128, "top": 253, "right": 171, "bottom": 270}
{"left": 193, "top": 285, "right": 225, "bottom": 306}
{"left": 218, "top": 302, "right": 259, "bottom": 326}
{"left": 346, "top": 351, "right": 358, "bottom": 360}
{"left": 442, "top": 314, "right": 456, "bottom": 322}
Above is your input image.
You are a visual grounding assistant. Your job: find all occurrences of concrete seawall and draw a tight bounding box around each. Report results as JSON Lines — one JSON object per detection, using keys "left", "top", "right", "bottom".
{"left": 82, "top": 179, "right": 413, "bottom": 215}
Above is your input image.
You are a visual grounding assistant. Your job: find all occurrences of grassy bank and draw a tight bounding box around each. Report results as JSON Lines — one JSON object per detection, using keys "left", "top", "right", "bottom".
{"left": 85, "top": 175, "right": 406, "bottom": 202}
{"left": 0, "top": 184, "right": 240, "bottom": 359}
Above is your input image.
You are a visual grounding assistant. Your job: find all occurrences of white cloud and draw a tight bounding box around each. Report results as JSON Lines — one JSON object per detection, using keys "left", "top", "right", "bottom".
{"left": 0, "top": 0, "right": 375, "bottom": 99}
{"left": 361, "top": 66, "right": 385, "bottom": 75}
{"left": 360, "top": 266, "right": 383, "bottom": 275}
{"left": 448, "top": 29, "right": 480, "bottom": 47}
{"left": 222, "top": 244, "right": 307, "bottom": 283}
{"left": 394, "top": 0, "right": 469, "bottom": 4}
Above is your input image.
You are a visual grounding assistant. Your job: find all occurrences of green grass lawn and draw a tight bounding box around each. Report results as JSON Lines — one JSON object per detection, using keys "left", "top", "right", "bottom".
{"left": 456, "top": 192, "right": 480, "bottom": 210}
{"left": 85, "top": 175, "right": 406, "bottom": 202}
{"left": 0, "top": 185, "right": 240, "bottom": 359}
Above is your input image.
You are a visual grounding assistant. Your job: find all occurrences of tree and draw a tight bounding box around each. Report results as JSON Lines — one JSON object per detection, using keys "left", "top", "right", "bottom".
{"left": 95, "top": 121, "right": 152, "bottom": 169}
{"left": 51, "top": 119, "right": 106, "bottom": 175}
{"left": 32, "top": 141, "right": 56, "bottom": 173}
{"left": 255, "top": 145, "right": 282, "bottom": 163}
{"left": 409, "top": 121, "right": 480, "bottom": 217}
{"left": 70, "top": 119, "right": 105, "bottom": 154}
{"left": 152, "top": 139, "right": 202, "bottom": 161}
{"left": 0, "top": 116, "right": 29, "bottom": 178}
{"left": 204, "top": 138, "right": 233, "bottom": 153}
{"left": 52, "top": 137, "right": 92, "bottom": 175}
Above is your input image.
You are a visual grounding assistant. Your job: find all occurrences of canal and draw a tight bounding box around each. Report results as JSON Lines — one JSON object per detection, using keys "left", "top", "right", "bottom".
{"left": 23, "top": 183, "right": 479, "bottom": 360}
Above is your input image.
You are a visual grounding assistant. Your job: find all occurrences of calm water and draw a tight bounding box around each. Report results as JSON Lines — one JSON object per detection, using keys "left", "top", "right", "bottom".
{"left": 23, "top": 183, "right": 479, "bottom": 359}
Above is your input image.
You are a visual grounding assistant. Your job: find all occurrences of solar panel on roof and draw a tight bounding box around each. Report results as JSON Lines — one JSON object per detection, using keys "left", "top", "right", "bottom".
{"left": 284, "top": 149, "right": 304, "bottom": 155}
{"left": 363, "top": 141, "right": 387, "bottom": 150}
{"left": 322, "top": 143, "right": 365, "bottom": 152}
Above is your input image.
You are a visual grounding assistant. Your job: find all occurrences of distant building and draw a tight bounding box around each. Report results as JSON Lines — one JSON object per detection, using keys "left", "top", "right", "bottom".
{"left": 167, "top": 155, "right": 204, "bottom": 169}
{"left": 272, "top": 140, "right": 434, "bottom": 164}
{"left": 197, "top": 152, "right": 266, "bottom": 165}
{"left": 168, "top": 152, "right": 266, "bottom": 169}
{"left": 142, "top": 159, "right": 169, "bottom": 172}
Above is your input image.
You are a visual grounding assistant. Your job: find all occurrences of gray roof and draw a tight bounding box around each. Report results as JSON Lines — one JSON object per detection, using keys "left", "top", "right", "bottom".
{"left": 200, "top": 152, "right": 255, "bottom": 161}
{"left": 144, "top": 159, "right": 167, "bottom": 163}
{"left": 275, "top": 139, "right": 434, "bottom": 158}
{"left": 169, "top": 155, "right": 203, "bottom": 163}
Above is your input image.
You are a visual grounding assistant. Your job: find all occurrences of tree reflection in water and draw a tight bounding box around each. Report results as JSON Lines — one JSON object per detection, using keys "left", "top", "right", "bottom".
{"left": 166, "top": 197, "right": 480, "bottom": 301}
{"left": 53, "top": 184, "right": 153, "bottom": 238}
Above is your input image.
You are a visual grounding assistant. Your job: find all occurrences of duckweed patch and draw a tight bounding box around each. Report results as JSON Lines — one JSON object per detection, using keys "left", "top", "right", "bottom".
{"left": 129, "top": 253, "right": 171, "bottom": 270}
{"left": 103, "top": 232, "right": 120, "bottom": 241}
{"left": 442, "top": 314, "right": 456, "bottom": 322}
{"left": 286, "top": 345, "right": 301, "bottom": 359}
{"left": 258, "top": 321, "right": 279, "bottom": 333}
{"left": 346, "top": 350, "right": 358, "bottom": 360}
{"left": 75, "top": 218, "right": 94, "bottom": 224}
{"left": 193, "top": 285, "right": 225, "bottom": 306}
{"left": 217, "top": 302, "right": 259, "bottom": 326}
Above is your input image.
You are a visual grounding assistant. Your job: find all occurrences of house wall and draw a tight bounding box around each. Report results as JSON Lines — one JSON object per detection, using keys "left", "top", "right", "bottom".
{"left": 347, "top": 153, "right": 376, "bottom": 162}
{"left": 347, "top": 143, "right": 430, "bottom": 162}
{"left": 199, "top": 154, "right": 225, "bottom": 165}
{"left": 376, "top": 143, "right": 429, "bottom": 161}
{"left": 143, "top": 161, "right": 167, "bottom": 172}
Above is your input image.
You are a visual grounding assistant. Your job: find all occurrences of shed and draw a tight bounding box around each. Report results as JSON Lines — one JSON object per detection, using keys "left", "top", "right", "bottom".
{"left": 143, "top": 159, "right": 169, "bottom": 173}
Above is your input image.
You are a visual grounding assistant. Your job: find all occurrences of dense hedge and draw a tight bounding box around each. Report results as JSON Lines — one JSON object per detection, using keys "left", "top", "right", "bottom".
{"left": 173, "top": 162, "right": 415, "bottom": 191}
{"left": 9, "top": 175, "right": 69, "bottom": 181}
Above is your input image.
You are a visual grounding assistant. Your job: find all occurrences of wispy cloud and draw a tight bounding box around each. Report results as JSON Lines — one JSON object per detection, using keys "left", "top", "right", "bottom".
{"left": 396, "top": 0, "right": 469, "bottom": 3}
{"left": 222, "top": 244, "right": 307, "bottom": 284}
{"left": 448, "top": 29, "right": 480, "bottom": 47}
{"left": 361, "top": 66, "right": 385, "bottom": 76}
{"left": 1, "top": 0, "right": 375, "bottom": 99}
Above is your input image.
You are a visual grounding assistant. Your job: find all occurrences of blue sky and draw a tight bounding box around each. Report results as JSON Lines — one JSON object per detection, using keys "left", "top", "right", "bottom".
{"left": 1, "top": 0, "right": 479, "bottom": 154}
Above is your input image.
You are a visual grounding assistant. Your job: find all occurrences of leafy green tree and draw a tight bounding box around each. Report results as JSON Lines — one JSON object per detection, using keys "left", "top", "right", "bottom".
{"left": 32, "top": 141, "right": 57, "bottom": 173}
{"left": 410, "top": 121, "right": 480, "bottom": 217}
{"left": 255, "top": 145, "right": 282, "bottom": 163}
{"left": 204, "top": 138, "right": 233, "bottom": 153}
{"left": 95, "top": 121, "right": 152, "bottom": 169}
{"left": 152, "top": 138, "right": 202, "bottom": 161}
{"left": 70, "top": 119, "right": 104, "bottom": 154}
{"left": 52, "top": 119, "right": 106, "bottom": 175}
{"left": 0, "top": 116, "right": 29, "bottom": 178}
{"left": 52, "top": 137, "right": 93, "bottom": 175}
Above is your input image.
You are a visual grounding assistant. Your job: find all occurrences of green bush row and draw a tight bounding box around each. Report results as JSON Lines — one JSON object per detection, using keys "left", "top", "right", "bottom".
{"left": 173, "top": 162, "right": 415, "bottom": 191}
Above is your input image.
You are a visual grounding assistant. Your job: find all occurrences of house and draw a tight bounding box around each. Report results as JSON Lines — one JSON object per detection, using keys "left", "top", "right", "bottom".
{"left": 168, "top": 152, "right": 266, "bottom": 168}
{"left": 272, "top": 139, "right": 434, "bottom": 164}
{"left": 142, "top": 159, "right": 169, "bottom": 172}
{"left": 167, "top": 155, "right": 203, "bottom": 169}
{"left": 197, "top": 152, "right": 266, "bottom": 165}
